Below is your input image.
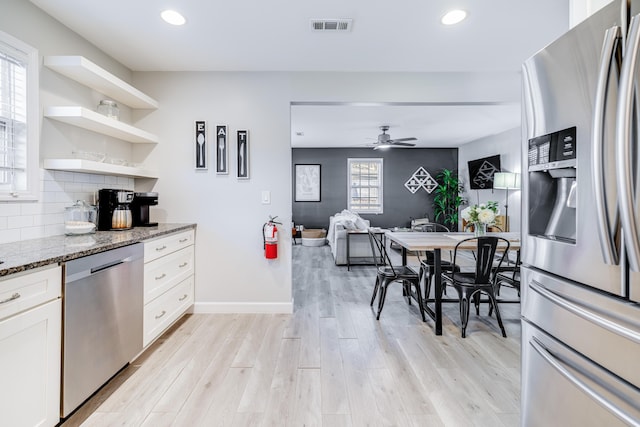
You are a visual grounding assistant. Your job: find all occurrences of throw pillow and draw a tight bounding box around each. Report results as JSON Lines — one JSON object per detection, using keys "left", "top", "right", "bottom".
{"left": 355, "top": 217, "right": 368, "bottom": 230}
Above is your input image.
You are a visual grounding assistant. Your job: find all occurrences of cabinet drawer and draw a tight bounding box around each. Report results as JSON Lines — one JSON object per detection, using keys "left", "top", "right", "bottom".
{"left": 143, "top": 275, "right": 194, "bottom": 347}
{"left": 0, "top": 265, "right": 62, "bottom": 322}
{"left": 144, "top": 230, "right": 194, "bottom": 263}
{"left": 144, "top": 246, "right": 194, "bottom": 304}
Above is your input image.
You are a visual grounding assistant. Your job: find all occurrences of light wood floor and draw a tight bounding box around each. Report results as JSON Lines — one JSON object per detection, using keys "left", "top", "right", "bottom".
{"left": 63, "top": 244, "right": 521, "bottom": 427}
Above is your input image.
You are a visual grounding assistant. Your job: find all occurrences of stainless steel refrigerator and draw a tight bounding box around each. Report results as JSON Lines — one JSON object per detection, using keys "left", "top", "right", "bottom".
{"left": 521, "top": 1, "right": 640, "bottom": 425}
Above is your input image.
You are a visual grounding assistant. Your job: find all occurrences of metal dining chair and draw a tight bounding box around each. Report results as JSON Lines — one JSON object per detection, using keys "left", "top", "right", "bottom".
{"left": 441, "top": 236, "right": 510, "bottom": 338}
{"left": 367, "top": 229, "right": 426, "bottom": 321}
{"left": 414, "top": 223, "right": 460, "bottom": 300}
{"left": 494, "top": 249, "right": 521, "bottom": 297}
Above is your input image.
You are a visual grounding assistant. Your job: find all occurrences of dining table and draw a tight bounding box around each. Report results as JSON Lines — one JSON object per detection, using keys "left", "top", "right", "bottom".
{"left": 385, "top": 231, "right": 521, "bottom": 335}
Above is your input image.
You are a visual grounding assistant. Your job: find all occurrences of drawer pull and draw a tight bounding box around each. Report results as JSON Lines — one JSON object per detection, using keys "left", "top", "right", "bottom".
{"left": 155, "top": 245, "right": 167, "bottom": 252}
{"left": 179, "top": 262, "right": 188, "bottom": 268}
{"left": 179, "top": 294, "right": 188, "bottom": 301}
{"left": 0, "top": 292, "right": 20, "bottom": 305}
{"left": 155, "top": 310, "right": 166, "bottom": 319}
{"left": 155, "top": 273, "right": 167, "bottom": 280}
{"left": 179, "top": 238, "right": 188, "bottom": 243}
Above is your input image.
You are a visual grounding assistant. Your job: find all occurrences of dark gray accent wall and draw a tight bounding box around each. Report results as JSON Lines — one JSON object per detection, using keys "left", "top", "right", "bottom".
{"left": 292, "top": 148, "right": 458, "bottom": 229}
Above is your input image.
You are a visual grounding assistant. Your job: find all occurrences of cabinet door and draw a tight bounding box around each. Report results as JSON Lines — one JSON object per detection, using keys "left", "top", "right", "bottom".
{"left": 0, "top": 299, "right": 61, "bottom": 427}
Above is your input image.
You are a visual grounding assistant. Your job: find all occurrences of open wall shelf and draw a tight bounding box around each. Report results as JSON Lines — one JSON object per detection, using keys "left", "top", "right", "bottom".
{"left": 44, "top": 56, "right": 158, "bottom": 109}
{"left": 44, "top": 106, "right": 159, "bottom": 144}
{"left": 43, "top": 159, "right": 158, "bottom": 179}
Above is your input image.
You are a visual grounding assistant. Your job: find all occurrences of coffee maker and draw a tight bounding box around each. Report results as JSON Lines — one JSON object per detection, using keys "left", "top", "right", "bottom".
{"left": 97, "top": 189, "right": 134, "bottom": 231}
{"left": 131, "top": 192, "right": 159, "bottom": 227}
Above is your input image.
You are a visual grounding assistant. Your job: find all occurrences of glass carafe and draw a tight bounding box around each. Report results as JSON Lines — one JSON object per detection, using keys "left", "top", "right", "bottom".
{"left": 111, "top": 204, "right": 132, "bottom": 230}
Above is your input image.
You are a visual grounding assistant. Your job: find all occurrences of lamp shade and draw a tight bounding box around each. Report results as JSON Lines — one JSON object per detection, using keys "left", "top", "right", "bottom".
{"left": 493, "top": 172, "right": 521, "bottom": 190}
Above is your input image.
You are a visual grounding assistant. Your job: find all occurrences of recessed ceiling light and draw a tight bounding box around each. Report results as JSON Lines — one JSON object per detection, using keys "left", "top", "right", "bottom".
{"left": 441, "top": 9, "right": 467, "bottom": 25}
{"left": 161, "top": 10, "right": 186, "bottom": 26}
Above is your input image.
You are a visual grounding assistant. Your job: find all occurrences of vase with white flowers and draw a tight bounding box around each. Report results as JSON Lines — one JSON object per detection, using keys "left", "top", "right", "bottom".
{"left": 461, "top": 201, "right": 500, "bottom": 236}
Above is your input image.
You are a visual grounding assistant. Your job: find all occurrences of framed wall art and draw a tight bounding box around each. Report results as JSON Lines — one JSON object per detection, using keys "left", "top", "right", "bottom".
{"left": 195, "top": 120, "right": 207, "bottom": 170}
{"left": 216, "top": 125, "right": 228, "bottom": 174}
{"left": 295, "top": 164, "right": 321, "bottom": 202}
{"left": 468, "top": 154, "right": 501, "bottom": 189}
{"left": 237, "top": 130, "right": 249, "bottom": 179}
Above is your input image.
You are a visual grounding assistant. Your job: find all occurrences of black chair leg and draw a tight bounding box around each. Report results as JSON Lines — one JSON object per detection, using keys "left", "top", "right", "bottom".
{"left": 376, "top": 280, "right": 390, "bottom": 320}
{"left": 474, "top": 293, "right": 481, "bottom": 315}
{"left": 487, "top": 291, "right": 507, "bottom": 338}
{"left": 412, "top": 280, "right": 427, "bottom": 322}
{"left": 459, "top": 294, "right": 470, "bottom": 338}
{"left": 405, "top": 281, "right": 412, "bottom": 305}
{"left": 370, "top": 276, "right": 381, "bottom": 307}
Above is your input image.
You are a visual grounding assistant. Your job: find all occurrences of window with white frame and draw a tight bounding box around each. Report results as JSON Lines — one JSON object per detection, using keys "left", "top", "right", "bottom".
{"left": 0, "top": 31, "right": 38, "bottom": 200}
{"left": 348, "top": 158, "right": 383, "bottom": 214}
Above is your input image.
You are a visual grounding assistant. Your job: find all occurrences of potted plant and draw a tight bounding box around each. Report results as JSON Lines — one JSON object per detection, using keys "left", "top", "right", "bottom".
{"left": 433, "top": 169, "right": 463, "bottom": 231}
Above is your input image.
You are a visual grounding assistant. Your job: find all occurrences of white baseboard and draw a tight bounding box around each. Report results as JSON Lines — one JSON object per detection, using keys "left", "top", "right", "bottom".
{"left": 191, "top": 300, "right": 294, "bottom": 314}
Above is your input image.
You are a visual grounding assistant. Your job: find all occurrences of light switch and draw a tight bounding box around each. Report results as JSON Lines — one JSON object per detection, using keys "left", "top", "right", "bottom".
{"left": 261, "top": 190, "right": 271, "bottom": 204}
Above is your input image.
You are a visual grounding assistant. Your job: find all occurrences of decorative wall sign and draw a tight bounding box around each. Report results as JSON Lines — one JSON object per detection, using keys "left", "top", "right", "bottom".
{"left": 195, "top": 121, "right": 207, "bottom": 169}
{"left": 404, "top": 166, "right": 438, "bottom": 194}
{"left": 295, "top": 164, "right": 321, "bottom": 202}
{"left": 468, "top": 155, "right": 501, "bottom": 189}
{"left": 216, "top": 125, "right": 228, "bottom": 174}
{"left": 237, "top": 130, "right": 249, "bottom": 179}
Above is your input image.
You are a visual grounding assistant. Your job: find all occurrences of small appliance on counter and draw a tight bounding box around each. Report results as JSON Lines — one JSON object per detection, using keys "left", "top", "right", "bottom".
{"left": 97, "top": 189, "right": 134, "bottom": 231}
{"left": 131, "top": 192, "right": 159, "bottom": 227}
{"left": 64, "top": 200, "right": 97, "bottom": 235}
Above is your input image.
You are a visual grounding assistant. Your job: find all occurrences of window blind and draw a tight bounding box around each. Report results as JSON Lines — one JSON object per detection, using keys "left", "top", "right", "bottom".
{"left": 348, "top": 158, "right": 383, "bottom": 214}
{"left": 0, "top": 44, "right": 28, "bottom": 194}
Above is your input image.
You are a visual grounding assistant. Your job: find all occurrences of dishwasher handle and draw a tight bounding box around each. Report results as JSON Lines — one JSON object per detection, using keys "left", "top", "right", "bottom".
{"left": 91, "top": 259, "right": 124, "bottom": 274}
{"left": 65, "top": 244, "right": 144, "bottom": 284}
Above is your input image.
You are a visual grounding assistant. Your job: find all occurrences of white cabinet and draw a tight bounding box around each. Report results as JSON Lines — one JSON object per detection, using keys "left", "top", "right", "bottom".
{"left": 43, "top": 55, "right": 159, "bottom": 179}
{"left": 0, "top": 265, "right": 62, "bottom": 427}
{"left": 143, "top": 230, "right": 195, "bottom": 347}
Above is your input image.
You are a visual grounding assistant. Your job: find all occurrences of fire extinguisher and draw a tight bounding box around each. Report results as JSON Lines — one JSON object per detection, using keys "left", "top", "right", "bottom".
{"left": 263, "top": 216, "right": 281, "bottom": 259}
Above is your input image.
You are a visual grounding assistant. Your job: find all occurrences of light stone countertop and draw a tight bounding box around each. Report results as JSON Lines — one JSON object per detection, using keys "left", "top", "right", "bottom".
{"left": 0, "top": 223, "right": 196, "bottom": 277}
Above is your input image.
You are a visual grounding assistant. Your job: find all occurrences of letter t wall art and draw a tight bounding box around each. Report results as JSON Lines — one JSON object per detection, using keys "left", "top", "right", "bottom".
{"left": 237, "top": 130, "right": 249, "bottom": 179}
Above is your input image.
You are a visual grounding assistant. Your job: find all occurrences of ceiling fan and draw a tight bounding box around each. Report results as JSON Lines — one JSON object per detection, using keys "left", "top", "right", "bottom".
{"left": 372, "top": 125, "right": 417, "bottom": 150}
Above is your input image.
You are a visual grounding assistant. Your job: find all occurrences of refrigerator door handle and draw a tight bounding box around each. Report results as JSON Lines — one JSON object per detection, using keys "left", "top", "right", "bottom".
{"left": 593, "top": 26, "right": 622, "bottom": 266}
{"left": 616, "top": 14, "right": 640, "bottom": 272}
{"left": 530, "top": 280, "right": 640, "bottom": 344}
{"left": 529, "top": 337, "right": 640, "bottom": 427}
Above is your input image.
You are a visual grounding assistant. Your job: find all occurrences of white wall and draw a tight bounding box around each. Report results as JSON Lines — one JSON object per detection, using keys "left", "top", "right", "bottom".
{"left": 0, "top": 0, "right": 135, "bottom": 243}
{"left": 132, "top": 71, "right": 522, "bottom": 310}
{"left": 570, "top": 0, "right": 613, "bottom": 27}
{"left": 458, "top": 127, "right": 522, "bottom": 232}
{"left": 3, "top": 0, "right": 525, "bottom": 311}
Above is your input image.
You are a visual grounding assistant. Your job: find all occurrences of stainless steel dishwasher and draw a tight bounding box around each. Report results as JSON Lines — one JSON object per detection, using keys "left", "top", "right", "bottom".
{"left": 62, "top": 243, "right": 143, "bottom": 417}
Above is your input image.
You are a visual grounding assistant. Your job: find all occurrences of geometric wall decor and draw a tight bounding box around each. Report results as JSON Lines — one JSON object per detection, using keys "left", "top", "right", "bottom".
{"left": 468, "top": 154, "right": 501, "bottom": 189}
{"left": 405, "top": 166, "right": 438, "bottom": 194}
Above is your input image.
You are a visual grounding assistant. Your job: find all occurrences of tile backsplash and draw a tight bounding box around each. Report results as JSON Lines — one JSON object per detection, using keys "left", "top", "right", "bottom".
{"left": 0, "top": 170, "right": 134, "bottom": 244}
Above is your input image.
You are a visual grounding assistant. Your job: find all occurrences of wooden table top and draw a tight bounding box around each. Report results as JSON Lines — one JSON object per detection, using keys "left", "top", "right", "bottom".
{"left": 385, "top": 231, "right": 520, "bottom": 251}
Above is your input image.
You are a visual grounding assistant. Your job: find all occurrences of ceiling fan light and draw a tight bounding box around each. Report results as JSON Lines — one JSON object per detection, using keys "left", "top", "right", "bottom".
{"left": 161, "top": 10, "right": 186, "bottom": 26}
{"left": 441, "top": 9, "right": 467, "bottom": 25}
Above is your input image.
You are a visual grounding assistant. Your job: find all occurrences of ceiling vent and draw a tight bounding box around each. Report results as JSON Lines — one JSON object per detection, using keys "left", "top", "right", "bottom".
{"left": 310, "top": 19, "right": 353, "bottom": 32}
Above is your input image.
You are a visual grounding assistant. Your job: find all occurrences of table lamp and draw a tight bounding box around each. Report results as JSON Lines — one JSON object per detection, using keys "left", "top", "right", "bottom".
{"left": 493, "top": 172, "right": 521, "bottom": 232}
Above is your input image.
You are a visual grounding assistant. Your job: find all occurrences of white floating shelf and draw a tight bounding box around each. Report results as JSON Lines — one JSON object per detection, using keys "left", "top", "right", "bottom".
{"left": 44, "top": 159, "right": 158, "bottom": 179}
{"left": 44, "top": 106, "right": 159, "bottom": 144}
{"left": 44, "top": 56, "right": 158, "bottom": 109}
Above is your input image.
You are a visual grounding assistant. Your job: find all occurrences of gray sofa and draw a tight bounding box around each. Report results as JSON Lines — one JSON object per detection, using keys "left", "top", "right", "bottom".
{"left": 327, "top": 212, "right": 374, "bottom": 266}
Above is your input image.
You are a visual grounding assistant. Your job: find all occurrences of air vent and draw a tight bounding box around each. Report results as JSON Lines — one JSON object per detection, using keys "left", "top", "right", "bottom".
{"left": 310, "top": 19, "right": 353, "bottom": 32}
